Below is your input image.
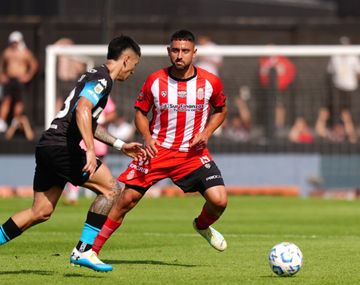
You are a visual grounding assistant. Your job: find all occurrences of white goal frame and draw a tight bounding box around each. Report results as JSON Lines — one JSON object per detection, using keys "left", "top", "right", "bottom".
{"left": 45, "top": 44, "right": 360, "bottom": 129}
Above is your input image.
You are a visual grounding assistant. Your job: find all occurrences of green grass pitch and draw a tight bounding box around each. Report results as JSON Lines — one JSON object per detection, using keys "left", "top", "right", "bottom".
{"left": 0, "top": 195, "right": 360, "bottom": 285}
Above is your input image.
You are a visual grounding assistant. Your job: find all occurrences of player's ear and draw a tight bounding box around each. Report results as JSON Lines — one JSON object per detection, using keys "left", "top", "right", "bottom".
{"left": 193, "top": 48, "right": 197, "bottom": 60}
{"left": 123, "top": 55, "right": 130, "bottom": 67}
{"left": 167, "top": 46, "right": 171, "bottom": 56}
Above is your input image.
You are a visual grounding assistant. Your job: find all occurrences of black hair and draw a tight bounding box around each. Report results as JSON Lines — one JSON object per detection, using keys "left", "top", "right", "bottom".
{"left": 170, "top": 30, "right": 195, "bottom": 43}
{"left": 107, "top": 35, "right": 141, "bottom": 60}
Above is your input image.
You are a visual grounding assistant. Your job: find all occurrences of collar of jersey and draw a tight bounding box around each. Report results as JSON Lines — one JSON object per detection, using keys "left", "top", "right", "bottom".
{"left": 168, "top": 66, "right": 197, "bottom": 82}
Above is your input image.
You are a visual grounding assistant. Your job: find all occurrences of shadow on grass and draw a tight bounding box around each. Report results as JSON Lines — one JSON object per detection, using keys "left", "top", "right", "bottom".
{"left": 260, "top": 275, "right": 298, "bottom": 278}
{"left": 0, "top": 270, "right": 54, "bottom": 276}
{"left": 104, "top": 259, "right": 197, "bottom": 267}
{"left": 64, "top": 273, "right": 106, "bottom": 278}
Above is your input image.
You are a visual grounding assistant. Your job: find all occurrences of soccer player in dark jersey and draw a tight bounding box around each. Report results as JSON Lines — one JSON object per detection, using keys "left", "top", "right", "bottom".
{"left": 0, "top": 36, "right": 145, "bottom": 272}
{"left": 79, "top": 30, "right": 228, "bottom": 271}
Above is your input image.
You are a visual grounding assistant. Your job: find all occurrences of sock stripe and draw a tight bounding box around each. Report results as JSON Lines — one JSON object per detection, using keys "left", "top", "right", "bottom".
{"left": 0, "top": 226, "right": 10, "bottom": 241}
{"left": 84, "top": 223, "right": 101, "bottom": 232}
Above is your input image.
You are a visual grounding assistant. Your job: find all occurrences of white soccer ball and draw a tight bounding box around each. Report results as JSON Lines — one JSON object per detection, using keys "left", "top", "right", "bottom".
{"left": 268, "top": 242, "right": 303, "bottom": 277}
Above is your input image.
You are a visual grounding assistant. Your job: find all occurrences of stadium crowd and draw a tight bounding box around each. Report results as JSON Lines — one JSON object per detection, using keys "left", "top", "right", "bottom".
{"left": 1, "top": 31, "right": 360, "bottom": 146}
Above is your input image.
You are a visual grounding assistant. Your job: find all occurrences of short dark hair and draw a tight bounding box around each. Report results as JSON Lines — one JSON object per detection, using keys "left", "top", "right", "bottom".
{"left": 107, "top": 35, "right": 141, "bottom": 60}
{"left": 170, "top": 30, "right": 195, "bottom": 43}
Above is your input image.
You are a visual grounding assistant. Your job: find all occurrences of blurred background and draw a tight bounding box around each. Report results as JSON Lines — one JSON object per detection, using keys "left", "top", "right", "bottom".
{"left": 1, "top": 0, "right": 360, "bottom": 198}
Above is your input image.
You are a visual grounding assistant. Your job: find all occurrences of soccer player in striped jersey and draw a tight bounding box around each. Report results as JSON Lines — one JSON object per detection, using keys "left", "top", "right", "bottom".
{"left": 0, "top": 36, "right": 145, "bottom": 272}
{"left": 81, "top": 29, "right": 228, "bottom": 271}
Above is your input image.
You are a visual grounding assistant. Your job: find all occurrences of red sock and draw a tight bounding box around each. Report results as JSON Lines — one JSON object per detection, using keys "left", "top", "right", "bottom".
{"left": 195, "top": 206, "right": 220, "bottom": 230}
{"left": 92, "top": 218, "right": 121, "bottom": 255}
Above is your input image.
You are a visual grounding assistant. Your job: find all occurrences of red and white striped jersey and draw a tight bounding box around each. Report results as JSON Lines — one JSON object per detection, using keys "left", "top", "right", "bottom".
{"left": 135, "top": 67, "right": 226, "bottom": 152}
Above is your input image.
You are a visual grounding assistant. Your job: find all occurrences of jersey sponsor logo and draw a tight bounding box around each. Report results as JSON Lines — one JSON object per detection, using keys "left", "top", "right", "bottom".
{"left": 197, "top": 88, "right": 204, "bottom": 100}
{"left": 205, "top": 174, "right": 222, "bottom": 181}
{"left": 159, "top": 103, "right": 204, "bottom": 112}
{"left": 94, "top": 83, "right": 104, "bottom": 94}
{"left": 178, "top": 91, "right": 187, "bottom": 98}
{"left": 129, "top": 163, "right": 149, "bottom": 174}
{"left": 85, "top": 89, "right": 99, "bottom": 101}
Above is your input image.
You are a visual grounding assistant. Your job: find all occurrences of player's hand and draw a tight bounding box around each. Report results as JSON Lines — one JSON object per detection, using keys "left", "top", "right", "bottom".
{"left": 121, "top": 142, "right": 146, "bottom": 161}
{"left": 190, "top": 132, "right": 209, "bottom": 149}
{"left": 82, "top": 149, "right": 97, "bottom": 178}
{"left": 144, "top": 137, "right": 159, "bottom": 159}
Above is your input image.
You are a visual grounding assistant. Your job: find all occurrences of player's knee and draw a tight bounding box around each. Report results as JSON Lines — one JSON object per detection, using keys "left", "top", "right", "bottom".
{"left": 205, "top": 186, "right": 228, "bottom": 210}
{"left": 213, "top": 197, "right": 227, "bottom": 212}
{"left": 31, "top": 207, "right": 54, "bottom": 223}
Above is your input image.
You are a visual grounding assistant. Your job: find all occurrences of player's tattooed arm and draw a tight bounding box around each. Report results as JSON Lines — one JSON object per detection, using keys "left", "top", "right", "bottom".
{"left": 89, "top": 178, "right": 122, "bottom": 215}
{"left": 94, "top": 124, "right": 116, "bottom": 146}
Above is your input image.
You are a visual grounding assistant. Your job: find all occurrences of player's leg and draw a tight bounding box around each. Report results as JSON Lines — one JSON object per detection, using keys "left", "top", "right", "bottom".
{"left": 70, "top": 185, "right": 143, "bottom": 272}
{"left": 174, "top": 159, "right": 228, "bottom": 251}
{"left": 0, "top": 186, "right": 63, "bottom": 245}
{"left": 193, "top": 184, "right": 228, "bottom": 252}
{"left": 70, "top": 163, "right": 121, "bottom": 271}
{"left": 91, "top": 186, "right": 144, "bottom": 255}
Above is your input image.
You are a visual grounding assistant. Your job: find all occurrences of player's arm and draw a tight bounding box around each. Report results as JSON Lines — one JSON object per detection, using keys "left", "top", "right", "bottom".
{"left": 190, "top": 104, "right": 227, "bottom": 148}
{"left": 94, "top": 125, "right": 145, "bottom": 161}
{"left": 76, "top": 96, "right": 97, "bottom": 177}
{"left": 135, "top": 108, "right": 158, "bottom": 158}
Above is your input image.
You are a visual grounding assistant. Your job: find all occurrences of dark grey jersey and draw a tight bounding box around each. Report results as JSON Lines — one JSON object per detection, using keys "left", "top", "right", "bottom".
{"left": 38, "top": 65, "right": 113, "bottom": 147}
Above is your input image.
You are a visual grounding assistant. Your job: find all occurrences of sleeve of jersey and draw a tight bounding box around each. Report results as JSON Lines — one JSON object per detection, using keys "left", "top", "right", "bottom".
{"left": 79, "top": 80, "right": 107, "bottom": 106}
{"left": 134, "top": 79, "right": 154, "bottom": 113}
{"left": 209, "top": 78, "right": 227, "bottom": 107}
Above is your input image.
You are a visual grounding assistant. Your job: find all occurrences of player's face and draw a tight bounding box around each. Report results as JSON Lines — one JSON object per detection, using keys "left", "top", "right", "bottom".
{"left": 168, "top": 40, "right": 196, "bottom": 70}
{"left": 117, "top": 50, "right": 140, "bottom": 81}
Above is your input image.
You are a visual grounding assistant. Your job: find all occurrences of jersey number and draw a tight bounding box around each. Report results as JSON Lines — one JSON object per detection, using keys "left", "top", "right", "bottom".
{"left": 55, "top": 88, "right": 75, "bottom": 119}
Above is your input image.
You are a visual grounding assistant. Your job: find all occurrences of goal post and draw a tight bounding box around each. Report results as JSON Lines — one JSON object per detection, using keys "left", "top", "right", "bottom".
{"left": 45, "top": 44, "right": 360, "bottom": 129}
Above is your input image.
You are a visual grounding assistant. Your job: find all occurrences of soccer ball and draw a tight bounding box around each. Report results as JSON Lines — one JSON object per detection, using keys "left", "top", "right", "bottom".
{"left": 268, "top": 242, "right": 303, "bottom": 277}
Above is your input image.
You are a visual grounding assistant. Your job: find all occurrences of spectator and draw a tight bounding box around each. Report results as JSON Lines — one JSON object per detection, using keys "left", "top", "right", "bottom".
{"left": 108, "top": 116, "right": 136, "bottom": 142}
{"left": 0, "top": 31, "right": 38, "bottom": 133}
{"left": 288, "top": 117, "right": 314, "bottom": 144}
{"left": 4, "top": 113, "right": 34, "bottom": 141}
{"left": 315, "top": 108, "right": 347, "bottom": 143}
{"left": 258, "top": 46, "right": 296, "bottom": 139}
{"left": 194, "top": 35, "right": 223, "bottom": 76}
{"left": 319, "top": 36, "right": 360, "bottom": 143}
{"left": 54, "top": 38, "right": 94, "bottom": 112}
{"left": 223, "top": 86, "right": 252, "bottom": 142}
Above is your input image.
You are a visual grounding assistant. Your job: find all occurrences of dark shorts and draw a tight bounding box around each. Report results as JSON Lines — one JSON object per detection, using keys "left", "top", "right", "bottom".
{"left": 126, "top": 160, "right": 225, "bottom": 195}
{"left": 33, "top": 145, "right": 102, "bottom": 192}
{"left": 3, "top": 78, "right": 24, "bottom": 102}
{"left": 333, "top": 88, "right": 352, "bottom": 114}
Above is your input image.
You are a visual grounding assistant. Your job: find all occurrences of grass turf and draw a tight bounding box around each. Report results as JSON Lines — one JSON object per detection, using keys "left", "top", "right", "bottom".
{"left": 0, "top": 196, "right": 360, "bottom": 285}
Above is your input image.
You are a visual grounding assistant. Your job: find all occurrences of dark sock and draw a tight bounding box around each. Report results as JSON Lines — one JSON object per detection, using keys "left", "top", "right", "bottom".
{"left": 0, "top": 218, "right": 22, "bottom": 244}
{"left": 76, "top": 211, "right": 107, "bottom": 252}
{"left": 195, "top": 207, "right": 220, "bottom": 230}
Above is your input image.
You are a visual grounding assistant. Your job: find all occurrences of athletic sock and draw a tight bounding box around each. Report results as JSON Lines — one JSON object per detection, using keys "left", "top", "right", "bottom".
{"left": 92, "top": 218, "right": 121, "bottom": 255}
{"left": 195, "top": 206, "right": 220, "bottom": 230}
{"left": 76, "top": 211, "right": 107, "bottom": 252}
{"left": 0, "top": 218, "right": 22, "bottom": 245}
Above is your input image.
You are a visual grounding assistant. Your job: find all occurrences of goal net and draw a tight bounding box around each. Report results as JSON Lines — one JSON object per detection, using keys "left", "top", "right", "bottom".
{"left": 45, "top": 44, "right": 360, "bottom": 190}
{"left": 45, "top": 44, "right": 360, "bottom": 142}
